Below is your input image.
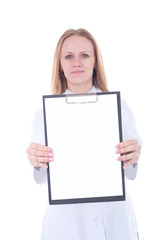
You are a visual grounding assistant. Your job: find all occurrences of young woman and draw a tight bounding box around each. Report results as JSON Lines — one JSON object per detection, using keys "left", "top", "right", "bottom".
{"left": 27, "top": 28, "right": 141, "bottom": 240}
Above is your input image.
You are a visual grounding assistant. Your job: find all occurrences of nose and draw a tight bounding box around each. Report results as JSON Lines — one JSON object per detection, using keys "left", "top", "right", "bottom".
{"left": 73, "top": 56, "right": 82, "bottom": 67}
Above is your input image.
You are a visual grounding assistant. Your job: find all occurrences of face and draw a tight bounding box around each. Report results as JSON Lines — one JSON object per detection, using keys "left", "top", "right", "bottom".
{"left": 60, "top": 35, "right": 96, "bottom": 93}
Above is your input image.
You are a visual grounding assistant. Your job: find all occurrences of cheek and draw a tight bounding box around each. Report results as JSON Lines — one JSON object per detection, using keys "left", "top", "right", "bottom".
{"left": 61, "top": 65, "right": 71, "bottom": 79}
{"left": 88, "top": 62, "right": 95, "bottom": 73}
{"left": 63, "top": 67, "right": 70, "bottom": 77}
{"left": 61, "top": 60, "right": 70, "bottom": 72}
{"left": 88, "top": 58, "right": 96, "bottom": 69}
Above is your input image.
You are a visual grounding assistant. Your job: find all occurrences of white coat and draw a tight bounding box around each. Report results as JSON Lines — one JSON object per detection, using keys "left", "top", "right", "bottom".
{"left": 32, "top": 86, "right": 141, "bottom": 240}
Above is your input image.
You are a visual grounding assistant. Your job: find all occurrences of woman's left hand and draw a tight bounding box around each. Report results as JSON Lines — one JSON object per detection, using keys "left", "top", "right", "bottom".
{"left": 116, "top": 139, "right": 141, "bottom": 169}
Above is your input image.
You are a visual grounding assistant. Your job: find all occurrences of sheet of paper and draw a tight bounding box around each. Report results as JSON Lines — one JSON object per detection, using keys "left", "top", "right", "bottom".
{"left": 43, "top": 92, "right": 125, "bottom": 204}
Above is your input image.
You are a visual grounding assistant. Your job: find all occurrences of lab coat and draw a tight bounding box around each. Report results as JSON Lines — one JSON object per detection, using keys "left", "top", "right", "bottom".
{"left": 32, "top": 86, "right": 140, "bottom": 240}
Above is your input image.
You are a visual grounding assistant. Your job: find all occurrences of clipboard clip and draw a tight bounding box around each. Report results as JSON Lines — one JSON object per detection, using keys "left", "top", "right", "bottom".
{"left": 66, "top": 93, "right": 98, "bottom": 104}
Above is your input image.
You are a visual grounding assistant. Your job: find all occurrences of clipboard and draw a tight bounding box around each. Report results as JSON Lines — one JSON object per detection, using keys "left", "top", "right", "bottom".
{"left": 43, "top": 92, "right": 125, "bottom": 205}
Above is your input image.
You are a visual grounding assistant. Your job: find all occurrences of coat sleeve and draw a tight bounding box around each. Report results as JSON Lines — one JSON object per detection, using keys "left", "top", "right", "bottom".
{"left": 31, "top": 109, "right": 47, "bottom": 184}
{"left": 121, "top": 99, "right": 142, "bottom": 180}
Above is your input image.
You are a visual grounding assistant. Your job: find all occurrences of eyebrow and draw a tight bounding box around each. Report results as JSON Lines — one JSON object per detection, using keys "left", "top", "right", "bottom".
{"left": 62, "top": 51, "right": 91, "bottom": 55}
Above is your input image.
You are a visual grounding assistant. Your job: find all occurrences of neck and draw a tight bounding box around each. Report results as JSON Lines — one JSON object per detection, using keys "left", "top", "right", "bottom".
{"left": 67, "top": 82, "right": 93, "bottom": 94}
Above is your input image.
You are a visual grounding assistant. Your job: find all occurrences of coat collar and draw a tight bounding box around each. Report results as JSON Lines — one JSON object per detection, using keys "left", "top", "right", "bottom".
{"left": 64, "top": 86, "right": 101, "bottom": 94}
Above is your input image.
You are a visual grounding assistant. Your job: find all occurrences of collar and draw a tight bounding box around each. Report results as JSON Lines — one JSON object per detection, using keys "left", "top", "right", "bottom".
{"left": 64, "top": 86, "right": 101, "bottom": 94}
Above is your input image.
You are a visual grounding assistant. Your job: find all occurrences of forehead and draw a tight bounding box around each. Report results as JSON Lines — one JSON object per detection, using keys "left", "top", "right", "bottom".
{"left": 61, "top": 35, "right": 94, "bottom": 53}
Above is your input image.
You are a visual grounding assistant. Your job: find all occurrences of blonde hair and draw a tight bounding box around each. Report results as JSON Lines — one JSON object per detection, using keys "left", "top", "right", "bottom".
{"left": 51, "top": 28, "right": 109, "bottom": 94}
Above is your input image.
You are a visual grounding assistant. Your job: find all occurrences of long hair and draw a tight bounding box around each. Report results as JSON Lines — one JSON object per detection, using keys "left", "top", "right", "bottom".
{"left": 51, "top": 28, "right": 109, "bottom": 94}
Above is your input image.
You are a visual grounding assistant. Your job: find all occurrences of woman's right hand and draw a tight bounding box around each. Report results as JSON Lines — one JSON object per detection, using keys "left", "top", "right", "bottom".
{"left": 26, "top": 143, "right": 53, "bottom": 169}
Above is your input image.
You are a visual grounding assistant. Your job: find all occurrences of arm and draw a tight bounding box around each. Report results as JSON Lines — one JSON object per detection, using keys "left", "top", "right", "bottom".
{"left": 28, "top": 109, "right": 52, "bottom": 184}
{"left": 119, "top": 99, "right": 142, "bottom": 180}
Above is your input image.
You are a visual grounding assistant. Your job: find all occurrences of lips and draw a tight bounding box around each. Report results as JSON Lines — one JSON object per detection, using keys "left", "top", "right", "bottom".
{"left": 71, "top": 70, "right": 84, "bottom": 73}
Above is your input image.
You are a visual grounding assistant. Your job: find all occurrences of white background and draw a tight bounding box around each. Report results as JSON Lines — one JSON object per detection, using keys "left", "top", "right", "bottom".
{"left": 0, "top": 0, "right": 159, "bottom": 239}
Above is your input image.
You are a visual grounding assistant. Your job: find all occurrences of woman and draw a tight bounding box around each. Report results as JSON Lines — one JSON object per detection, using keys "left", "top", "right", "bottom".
{"left": 27, "top": 28, "right": 141, "bottom": 240}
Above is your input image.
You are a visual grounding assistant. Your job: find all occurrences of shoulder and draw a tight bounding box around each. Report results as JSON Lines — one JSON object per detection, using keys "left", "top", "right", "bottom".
{"left": 94, "top": 86, "right": 102, "bottom": 93}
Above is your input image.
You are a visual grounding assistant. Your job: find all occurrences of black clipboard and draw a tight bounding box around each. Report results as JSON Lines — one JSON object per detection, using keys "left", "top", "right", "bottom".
{"left": 43, "top": 92, "right": 125, "bottom": 205}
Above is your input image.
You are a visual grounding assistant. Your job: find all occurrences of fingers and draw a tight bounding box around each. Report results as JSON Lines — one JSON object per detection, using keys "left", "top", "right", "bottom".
{"left": 26, "top": 143, "right": 53, "bottom": 169}
{"left": 29, "top": 143, "right": 52, "bottom": 153}
{"left": 115, "top": 139, "right": 141, "bottom": 169}
{"left": 116, "top": 139, "right": 140, "bottom": 152}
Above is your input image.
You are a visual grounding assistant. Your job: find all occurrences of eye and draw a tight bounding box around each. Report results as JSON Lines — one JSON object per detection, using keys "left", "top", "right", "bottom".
{"left": 65, "top": 55, "right": 73, "bottom": 59}
{"left": 82, "top": 54, "right": 89, "bottom": 58}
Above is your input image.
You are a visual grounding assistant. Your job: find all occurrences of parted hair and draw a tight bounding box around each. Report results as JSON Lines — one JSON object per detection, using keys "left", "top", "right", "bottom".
{"left": 51, "top": 28, "right": 109, "bottom": 94}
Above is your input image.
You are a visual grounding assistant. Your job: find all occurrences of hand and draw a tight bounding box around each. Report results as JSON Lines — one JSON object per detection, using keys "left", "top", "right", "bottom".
{"left": 116, "top": 139, "right": 141, "bottom": 169}
{"left": 26, "top": 143, "right": 53, "bottom": 169}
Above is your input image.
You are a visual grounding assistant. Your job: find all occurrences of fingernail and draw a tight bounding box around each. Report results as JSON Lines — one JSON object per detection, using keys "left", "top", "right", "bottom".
{"left": 117, "top": 156, "right": 123, "bottom": 161}
{"left": 47, "top": 147, "right": 53, "bottom": 152}
{"left": 116, "top": 144, "right": 120, "bottom": 149}
{"left": 48, "top": 153, "right": 53, "bottom": 157}
{"left": 116, "top": 149, "right": 121, "bottom": 154}
{"left": 48, "top": 158, "right": 53, "bottom": 162}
